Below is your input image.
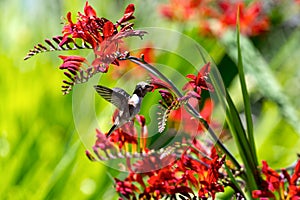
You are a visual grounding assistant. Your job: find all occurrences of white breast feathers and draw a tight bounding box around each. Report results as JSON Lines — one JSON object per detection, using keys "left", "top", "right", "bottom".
{"left": 128, "top": 94, "right": 140, "bottom": 107}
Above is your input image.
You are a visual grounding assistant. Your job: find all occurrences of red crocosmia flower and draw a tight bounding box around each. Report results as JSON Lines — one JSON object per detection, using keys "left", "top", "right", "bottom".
{"left": 133, "top": 153, "right": 176, "bottom": 173}
{"left": 109, "top": 128, "right": 138, "bottom": 150}
{"left": 285, "top": 160, "right": 300, "bottom": 199}
{"left": 159, "top": 0, "right": 204, "bottom": 21}
{"left": 201, "top": 1, "right": 269, "bottom": 37}
{"left": 137, "top": 145, "right": 224, "bottom": 200}
{"left": 198, "top": 155, "right": 225, "bottom": 199}
{"left": 261, "top": 161, "right": 284, "bottom": 192}
{"left": 183, "top": 62, "right": 214, "bottom": 96}
{"left": 159, "top": 89, "right": 176, "bottom": 106}
{"left": 55, "top": 2, "right": 147, "bottom": 93}
{"left": 95, "top": 131, "right": 226, "bottom": 199}
{"left": 115, "top": 178, "right": 140, "bottom": 199}
{"left": 252, "top": 160, "right": 300, "bottom": 199}
{"left": 160, "top": 0, "right": 269, "bottom": 37}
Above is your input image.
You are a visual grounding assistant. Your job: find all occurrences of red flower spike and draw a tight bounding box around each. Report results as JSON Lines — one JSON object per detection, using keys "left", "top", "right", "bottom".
{"left": 23, "top": 2, "right": 147, "bottom": 94}
{"left": 159, "top": 0, "right": 204, "bottom": 21}
{"left": 198, "top": 155, "right": 225, "bottom": 200}
{"left": 252, "top": 160, "right": 300, "bottom": 199}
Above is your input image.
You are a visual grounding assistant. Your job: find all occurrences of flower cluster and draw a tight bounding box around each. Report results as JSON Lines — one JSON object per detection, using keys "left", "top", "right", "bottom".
{"left": 25, "top": 2, "right": 146, "bottom": 94}
{"left": 160, "top": 0, "right": 270, "bottom": 37}
{"left": 87, "top": 120, "right": 228, "bottom": 200}
{"left": 252, "top": 160, "right": 300, "bottom": 199}
{"left": 59, "top": 2, "right": 147, "bottom": 94}
{"left": 116, "top": 144, "right": 226, "bottom": 200}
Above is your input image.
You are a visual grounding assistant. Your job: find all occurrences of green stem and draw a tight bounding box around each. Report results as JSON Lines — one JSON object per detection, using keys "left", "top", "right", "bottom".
{"left": 123, "top": 55, "right": 241, "bottom": 170}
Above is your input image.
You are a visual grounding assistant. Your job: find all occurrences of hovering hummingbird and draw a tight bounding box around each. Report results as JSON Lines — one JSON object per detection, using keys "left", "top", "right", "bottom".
{"left": 94, "top": 82, "right": 154, "bottom": 137}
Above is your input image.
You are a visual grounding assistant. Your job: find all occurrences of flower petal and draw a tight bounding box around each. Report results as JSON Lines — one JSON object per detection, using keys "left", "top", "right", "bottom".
{"left": 84, "top": 1, "right": 97, "bottom": 17}
{"left": 103, "top": 21, "right": 115, "bottom": 38}
{"left": 118, "top": 4, "right": 135, "bottom": 24}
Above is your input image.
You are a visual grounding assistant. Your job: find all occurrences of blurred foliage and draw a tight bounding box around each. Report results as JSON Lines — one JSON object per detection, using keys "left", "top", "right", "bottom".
{"left": 1, "top": 0, "right": 299, "bottom": 199}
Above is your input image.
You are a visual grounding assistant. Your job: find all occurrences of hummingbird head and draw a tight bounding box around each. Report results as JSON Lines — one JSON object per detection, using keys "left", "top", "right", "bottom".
{"left": 133, "top": 82, "right": 154, "bottom": 97}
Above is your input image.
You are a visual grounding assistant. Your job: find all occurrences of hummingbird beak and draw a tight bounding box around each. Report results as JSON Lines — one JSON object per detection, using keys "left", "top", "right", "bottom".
{"left": 146, "top": 84, "right": 154, "bottom": 92}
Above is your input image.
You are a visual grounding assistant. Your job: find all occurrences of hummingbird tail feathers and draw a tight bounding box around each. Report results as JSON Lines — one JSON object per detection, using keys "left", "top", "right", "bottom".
{"left": 106, "top": 124, "right": 117, "bottom": 138}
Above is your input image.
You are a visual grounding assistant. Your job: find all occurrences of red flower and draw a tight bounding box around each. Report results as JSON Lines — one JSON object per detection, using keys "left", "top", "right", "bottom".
{"left": 159, "top": 0, "right": 206, "bottom": 21}
{"left": 198, "top": 155, "right": 225, "bottom": 199}
{"left": 183, "top": 62, "right": 214, "bottom": 96}
{"left": 53, "top": 2, "right": 147, "bottom": 93}
{"left": 115, "top": 178, "right": 140, "bottom": 199}
{"left": 252, "top": 160, "right": 300, "bottom": 199}
{"left": 112, "top": 138, "right": 226, "bottom": 199}
{"left": 201, "top": 1, "right": 269, "bottom": 37}
{"left": 252, "top": 190, "right": 276, "bottom": 199}
{"left": 286, "top": 160, "right": 300, "bottom": 199}
{"left": 160, "top": 0, "right": 269, "bottom": 37}
{"left": 261, "top": 161, "right": 284, "bottom": 192}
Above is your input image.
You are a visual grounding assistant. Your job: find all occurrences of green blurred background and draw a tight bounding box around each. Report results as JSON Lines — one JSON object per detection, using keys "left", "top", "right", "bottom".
{"left": 1, "top": 0, "right": 300, "bottom": 199}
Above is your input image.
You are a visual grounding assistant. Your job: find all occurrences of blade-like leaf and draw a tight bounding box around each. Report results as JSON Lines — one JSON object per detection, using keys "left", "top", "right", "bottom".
{"left": 220, "top": 30, "right": 300, "bottom": 135}
{"left": 236, "top": 14, "right": 257, "bottom": 166}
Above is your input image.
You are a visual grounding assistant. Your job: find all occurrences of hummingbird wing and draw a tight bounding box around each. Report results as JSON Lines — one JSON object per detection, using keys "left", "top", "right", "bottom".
{"left": 94, "top": 85, "right": 130, "bottom": 110}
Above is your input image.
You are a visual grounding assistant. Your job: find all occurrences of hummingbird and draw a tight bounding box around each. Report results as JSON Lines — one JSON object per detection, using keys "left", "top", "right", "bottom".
{"left": 94, "top": 82, "right": 153, "bottom": 137}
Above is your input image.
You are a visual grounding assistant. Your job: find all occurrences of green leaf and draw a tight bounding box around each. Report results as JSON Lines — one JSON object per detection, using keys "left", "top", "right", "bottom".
{"left": 220, "top": 30, "right": 300, "bottom": 135}
{"left": 236, "top": 18, "right": 257, "bottom": 167}
{"left": 225, "top": 90, "right": 258, "bottom": 192}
